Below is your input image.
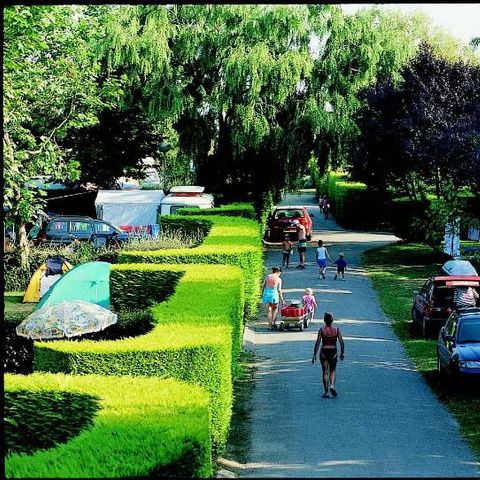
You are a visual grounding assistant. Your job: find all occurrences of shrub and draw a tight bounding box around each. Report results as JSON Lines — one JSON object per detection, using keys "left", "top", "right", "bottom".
{"left": 120, "top": 215, "right": 263, "bottom": 319}
{"left": 5, "top": 389, "right": 100, "bottom": 455}
{"left": 32, "top": 263, "right": 245, "bottom": 456}
{"left": 326, "top": 172, "right": 380, "bottom": 229}
{"left": 110, "top": 268, "right": 184, "bottom": 312}
{"left": 121, "top": 229, "right": 205, "bottom": 251}
{"left": 178, "top": 203, "right": 256, "bottom": 219}
{"left": 4, "top": 296, "right": 35, "bottom": 374}
{"left": 5, "top": 373, "right": 212, "bottom": 478}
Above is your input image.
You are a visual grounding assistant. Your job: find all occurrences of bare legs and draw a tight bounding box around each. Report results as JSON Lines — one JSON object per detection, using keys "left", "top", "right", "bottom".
{"left": 320, "top": 357, "right": 337, "bottom": 397}
{"left": 265, "top": 302, "right": 279, "bottom": 329}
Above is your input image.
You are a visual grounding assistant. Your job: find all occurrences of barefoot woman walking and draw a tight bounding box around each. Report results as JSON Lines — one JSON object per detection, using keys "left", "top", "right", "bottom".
{"left": 312, "top": 312, "right": 345, "bottom": 397}
{"left": 261, "top": 266, "right": 285, "bottom": 330}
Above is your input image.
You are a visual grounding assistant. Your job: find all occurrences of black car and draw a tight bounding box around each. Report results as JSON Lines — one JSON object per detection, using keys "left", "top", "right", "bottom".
{"left": 37, "top": 215, "right": 129, "bottom": 247}
{"left": 437, "top": 307, "right": 480, "bottom": 378}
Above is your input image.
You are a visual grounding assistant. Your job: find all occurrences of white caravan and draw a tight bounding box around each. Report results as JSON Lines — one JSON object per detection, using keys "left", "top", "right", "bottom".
{"left": 160, "top": 186, "right": 214, "bottom": 216}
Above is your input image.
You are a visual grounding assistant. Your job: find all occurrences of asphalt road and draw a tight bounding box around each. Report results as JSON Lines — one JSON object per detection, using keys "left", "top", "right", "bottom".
{"left": 234, "top": 192, "right": 479, "bottom": 478}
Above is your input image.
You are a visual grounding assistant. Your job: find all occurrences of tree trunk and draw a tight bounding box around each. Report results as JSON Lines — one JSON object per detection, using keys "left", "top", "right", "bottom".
{"left": 15, "top": 219, "right": 30, "bottom": 272}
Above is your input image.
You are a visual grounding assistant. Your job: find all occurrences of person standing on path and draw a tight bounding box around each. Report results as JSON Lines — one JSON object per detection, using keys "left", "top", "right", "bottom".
{"left": 281, "top": 235, "right": 293, "bottom": 268}
{"left": 316, "top": 239, "right": 334, "bottom": 279}
{"left": 261, "top": 266, "right": 285, "bottom": 330}
{"left": 293, "top": 220, "right": 307, "bottom": 269}
{"left": 312, "top": 312, "right": 345, "bottom": 398}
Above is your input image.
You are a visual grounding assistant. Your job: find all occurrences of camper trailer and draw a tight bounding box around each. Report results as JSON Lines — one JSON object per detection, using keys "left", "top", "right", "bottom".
{"left": 160, "top": 186, "right": 214, "bottom": 216}
{"left": 95, "top": 190, "right": 165, "bottom": 227}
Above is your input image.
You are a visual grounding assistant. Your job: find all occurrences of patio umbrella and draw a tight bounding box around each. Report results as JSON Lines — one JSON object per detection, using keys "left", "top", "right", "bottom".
{"left": 16, "top": 300, "right": 117, "bottom": 340}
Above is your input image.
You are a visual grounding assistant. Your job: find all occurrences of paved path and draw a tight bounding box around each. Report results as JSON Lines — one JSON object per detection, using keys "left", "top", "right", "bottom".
{"left": 238, "top": 192, "right": 479, "bottom": 477}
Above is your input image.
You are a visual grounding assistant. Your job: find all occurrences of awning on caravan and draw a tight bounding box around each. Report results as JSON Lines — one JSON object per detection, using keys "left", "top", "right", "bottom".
{"left": 95, "top": 190, "right": 165, "bottom": 227}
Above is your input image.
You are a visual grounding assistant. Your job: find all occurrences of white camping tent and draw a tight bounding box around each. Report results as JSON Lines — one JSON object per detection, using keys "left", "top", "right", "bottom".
{"left": 95, "top": 190, "right": 165, "bottom": 227}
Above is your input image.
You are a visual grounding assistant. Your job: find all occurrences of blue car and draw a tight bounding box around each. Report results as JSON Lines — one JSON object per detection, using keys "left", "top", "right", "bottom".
{"left": 437, "top": 307, "right": 480, "bottom": 378}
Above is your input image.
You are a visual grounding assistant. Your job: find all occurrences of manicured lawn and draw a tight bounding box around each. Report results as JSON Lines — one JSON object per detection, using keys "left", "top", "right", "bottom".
{"left": 364, "top": 243, "right": 480, "bottom": 460}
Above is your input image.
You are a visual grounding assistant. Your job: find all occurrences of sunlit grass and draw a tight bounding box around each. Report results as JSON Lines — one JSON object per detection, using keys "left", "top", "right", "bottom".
{"left": 364, "top": 242, "right": 480, "bottom": 460}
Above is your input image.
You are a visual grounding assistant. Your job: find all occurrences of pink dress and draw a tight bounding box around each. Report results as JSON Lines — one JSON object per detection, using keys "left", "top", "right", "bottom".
{"left": 303, "top": 294, "right": 315, "bottom": 312}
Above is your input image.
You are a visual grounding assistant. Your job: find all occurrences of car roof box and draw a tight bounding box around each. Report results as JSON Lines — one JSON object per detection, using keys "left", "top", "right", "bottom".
{"left": 442, "top": 260, "right": 478, "bottom": 276}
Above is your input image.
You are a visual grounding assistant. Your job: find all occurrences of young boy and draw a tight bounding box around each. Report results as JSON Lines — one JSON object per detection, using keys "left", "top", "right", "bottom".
{"left": 316, "top": 239, "right": 333, "bottom": 279}
{"left": 281, "top": 235, "right": 293, "bottom": 268}
{"left": 334, "top": 252, "right": 347, "bottom": 280}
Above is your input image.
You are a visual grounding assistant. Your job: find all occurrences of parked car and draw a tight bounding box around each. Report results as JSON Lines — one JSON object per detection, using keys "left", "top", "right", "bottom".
{"left": 437, "top": 307, "right": 480, "bottom": 378}
{"left": 36, "top": 215, "right": 129, "bottom": 247}
{"left": 265, "top": 206, "right": 313, "bottom": 242}
{"left": 411, "top": 275, "right": 480, "bottom": 337}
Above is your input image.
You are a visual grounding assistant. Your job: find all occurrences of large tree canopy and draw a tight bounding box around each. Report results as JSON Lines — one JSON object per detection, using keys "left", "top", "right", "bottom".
{"left": 352, "top": 44, "right": 480, "bottom": 201}
{"left": 3, "top": 5, "right": 121, "bottom": 265}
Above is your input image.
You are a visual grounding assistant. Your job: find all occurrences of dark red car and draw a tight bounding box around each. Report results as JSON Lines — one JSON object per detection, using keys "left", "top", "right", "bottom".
{"left": 412, "top": 275, "right": 480, "bottom": 337}
{"left": 265, "top": 206, "right": 313, "bottom": 242}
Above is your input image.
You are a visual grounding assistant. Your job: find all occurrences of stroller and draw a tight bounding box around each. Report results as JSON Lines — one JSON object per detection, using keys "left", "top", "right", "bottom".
{"left": 275, "top": 299, "right": 311, "bottom": 331}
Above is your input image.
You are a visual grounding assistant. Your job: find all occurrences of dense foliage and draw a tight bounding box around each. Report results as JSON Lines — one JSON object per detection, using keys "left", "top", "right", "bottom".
{"left": 353, "top": 44, "right": 480, "bottom": 202}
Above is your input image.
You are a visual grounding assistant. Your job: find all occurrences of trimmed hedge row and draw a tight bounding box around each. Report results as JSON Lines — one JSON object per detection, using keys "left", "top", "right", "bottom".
{"left": 32, "top": 263, "right": 245, "bottom": 456}
{"left": 120, "top": 215, "right": 264, "bottom": 319}
{"left": 178, "top": 202, "right": 255, "bottom": 219}
{"left": 5, "top": 373, "right": 212, "bottom": 478}
{"left": 326, "top": 172, "right": 380, "bottom": 230}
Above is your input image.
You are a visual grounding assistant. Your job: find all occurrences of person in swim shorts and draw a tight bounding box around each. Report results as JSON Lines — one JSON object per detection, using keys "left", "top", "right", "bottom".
{"left": 312, "top": 312, "right": 345, "bottom": 398}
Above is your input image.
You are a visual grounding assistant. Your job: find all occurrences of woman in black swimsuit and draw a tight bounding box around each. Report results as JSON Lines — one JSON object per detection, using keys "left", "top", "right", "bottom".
{"left": 312, "top": 312, "right": 345, "bottom": 398}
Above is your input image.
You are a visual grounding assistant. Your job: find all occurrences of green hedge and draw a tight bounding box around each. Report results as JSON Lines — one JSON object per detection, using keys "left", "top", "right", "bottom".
{"left": 178, "top": 202, "right": 255, "bottom": 219}
{"left": 5, "top": 373, "right": 212, "bottom": 478}
{"left": 110, "top": 269, "right": 183, "bottom": 312}
{"left": 33, "top": 263, "right": 245, "bottom": 456}
{"left": 326, "top": 172, "right": 378, "bottom": 229}
{"left": 120, "top": 215, "right": 263, "bottom": 319}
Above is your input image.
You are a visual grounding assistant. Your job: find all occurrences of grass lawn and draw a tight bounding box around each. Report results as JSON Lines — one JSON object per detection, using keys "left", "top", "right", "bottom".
{"left": 364, "top": 243, "right": 480, "bottom": 460}
{"left": 4, "top": 292, "right": 35, "bottom": 322}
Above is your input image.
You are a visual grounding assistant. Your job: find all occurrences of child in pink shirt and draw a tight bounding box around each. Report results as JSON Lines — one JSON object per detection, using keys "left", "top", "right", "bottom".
{"left": 303, "top": 288, "right": 318, "bottom": 320}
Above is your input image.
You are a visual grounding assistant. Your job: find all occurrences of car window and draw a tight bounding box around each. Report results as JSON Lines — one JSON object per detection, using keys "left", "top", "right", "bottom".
{"left": 274, "top": 209, "right": 304, "bottom": 219}
{"left": 70, "top": 221, "right": 93, "bottom": 233}
{"left": 421, "top": 281, "right": 431, "bottom": 297}
{"left": 445, "top": 315, "right": 456, "bottom": 337}
{"left": 95, "top": 222, "right": 115, "bottom": 234}
{"left": 457, "top": 318, "right": 480, "bottom": 343}
{"left": 433, "top": 287, "right": 454, "bottom": 307}
{"left": 47, "top": 221, "right": 68, "bottom": 232}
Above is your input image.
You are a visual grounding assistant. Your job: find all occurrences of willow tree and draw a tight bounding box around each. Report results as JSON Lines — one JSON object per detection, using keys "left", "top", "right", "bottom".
{"left": 305, "top": 6, "right": 429, "bottom": 175}
{"left": 100, "top": 4, "right": 327, "bottom": 201}
{"left": 3, "top": 5, "right": 120, "bottom": 268}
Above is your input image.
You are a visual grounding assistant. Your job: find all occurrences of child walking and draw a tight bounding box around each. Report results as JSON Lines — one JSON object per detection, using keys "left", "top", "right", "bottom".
{"left": 334, "top": 252, "right": 347, "bottom": 280}
{"left": 281, "top": 235, "right": 293, "bottom": 268}
{"left": 303, "top": 288, "right": 318, "bottom": 321}
{"left": 316, "top": 240, "right": 333, "bottom": 279}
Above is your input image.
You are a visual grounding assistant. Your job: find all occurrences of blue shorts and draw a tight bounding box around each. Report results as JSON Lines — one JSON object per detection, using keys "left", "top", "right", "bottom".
{"left": 317, "top": 258, "right": 327, "bottom": 268}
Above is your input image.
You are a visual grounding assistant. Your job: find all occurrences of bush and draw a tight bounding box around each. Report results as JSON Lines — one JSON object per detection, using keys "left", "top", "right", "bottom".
{"left": 110, "top": 268, "right": 184, "bottom": 312}
{"left": 5, "top": 389, "right": 100, "bottom": 455}
{"left": 121, "top": 229, "right": 205, "bottom": 251}
{"left": 120, "top": 215, "right": 263, "bottom": 319}
{"left": 5, "top": 373, "right": 212, "bottom": 478}
{"left": 326, "top": 172, "right": 380, "bottom": 229}
{"left": 32, "top": 263, "right": 245, "bottom": 456}
{"left": 178, "top": 203, "right": 256, "bottom": 219}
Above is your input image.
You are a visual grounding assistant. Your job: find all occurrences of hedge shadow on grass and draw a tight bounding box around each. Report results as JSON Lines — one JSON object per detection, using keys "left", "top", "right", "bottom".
{"left": 32, "top": 263, "right": 245, "bottom": 456}
{"left": 5, "top": 374, "right": 212, "bottom": 478}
